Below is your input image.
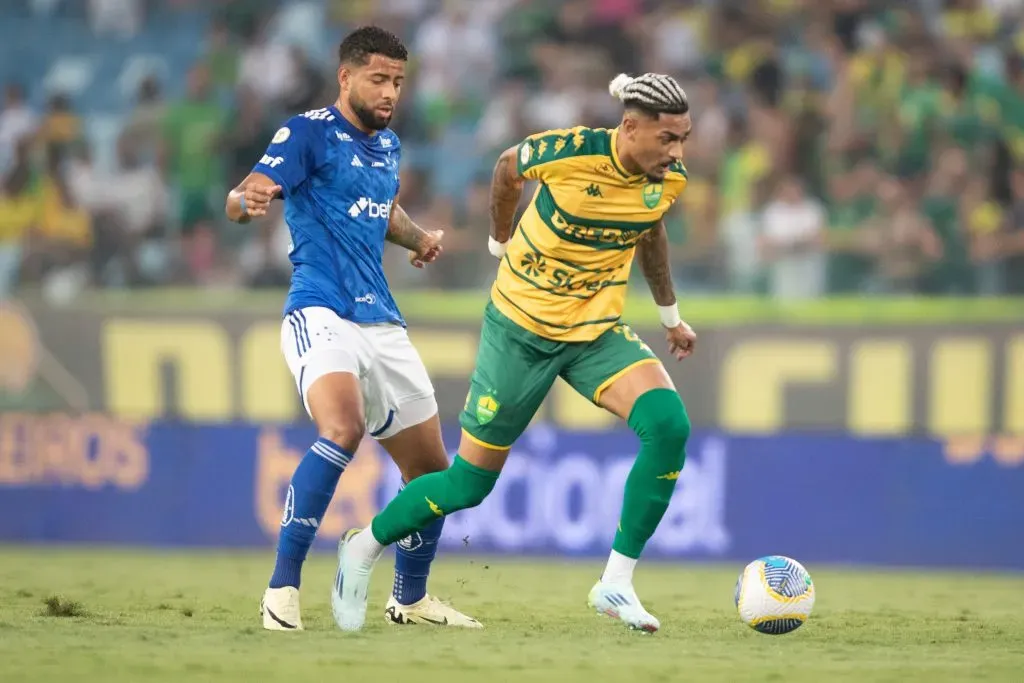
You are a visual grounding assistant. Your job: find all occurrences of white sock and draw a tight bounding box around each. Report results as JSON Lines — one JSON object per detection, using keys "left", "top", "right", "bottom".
{"left": 601, "top": 550, "right": 637, "bottom": 585}
{"left": 348, "top": 527, "right": 385, "bottom": 564}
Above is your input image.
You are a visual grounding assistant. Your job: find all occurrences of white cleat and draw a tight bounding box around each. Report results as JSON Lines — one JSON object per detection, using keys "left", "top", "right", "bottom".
{"left": 384, "top": 594, "right": 483, "bottom": 628}
{"left": 261, "top": 586, "right": 303, "bottom": 631}
{"left": 587, "top": 581, "right": 660, "bottom": 633}
{"left": 331, "top": 528, "right": 379, "bottom": 632}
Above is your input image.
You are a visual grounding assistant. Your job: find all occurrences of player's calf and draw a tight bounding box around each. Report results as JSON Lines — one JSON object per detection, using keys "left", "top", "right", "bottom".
{"left": 603, "top": 388, "right": 690, "bottom": 586}
{"left": 264, "top": 374, "right": 365, "bottom": 631}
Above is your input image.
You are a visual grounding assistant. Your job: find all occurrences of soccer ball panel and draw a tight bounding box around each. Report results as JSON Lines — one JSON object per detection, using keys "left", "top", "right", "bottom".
{"left": 735, "top": 555, "right": 815, "bottom": 635}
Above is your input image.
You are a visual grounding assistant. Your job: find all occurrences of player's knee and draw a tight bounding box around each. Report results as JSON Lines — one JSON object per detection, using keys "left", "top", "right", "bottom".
{"left": 317, "top": 418, "right": 365, "bottom": 453}
{"left": 627, "top": 388, "right": 690, "bottom": 460}
{"left": 444, "top": 456, "right": 500, "bottom": 511}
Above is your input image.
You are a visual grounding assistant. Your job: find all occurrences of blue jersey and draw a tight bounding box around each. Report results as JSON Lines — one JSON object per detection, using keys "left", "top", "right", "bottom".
{"left": 253, "top": 106, "right": 404, "bottom": 325}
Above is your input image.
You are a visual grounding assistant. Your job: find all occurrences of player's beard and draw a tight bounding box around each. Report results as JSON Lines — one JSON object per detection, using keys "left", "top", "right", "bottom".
{"left": 350, "top": 94, "right": 391, "bottom": 131}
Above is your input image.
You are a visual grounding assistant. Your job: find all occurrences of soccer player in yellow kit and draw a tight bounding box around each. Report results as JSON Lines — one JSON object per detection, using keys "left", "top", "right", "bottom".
{"left": 334, "top": 73, "right": 697, "bottom": 633}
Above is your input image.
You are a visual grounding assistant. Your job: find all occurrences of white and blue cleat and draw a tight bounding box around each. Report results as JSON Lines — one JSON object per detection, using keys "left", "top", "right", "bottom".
{"left": 331, "top": 528, "right": 378, "bottom": 631}
{"left": 587, "top": 581, "right": 660, "bottom": 633}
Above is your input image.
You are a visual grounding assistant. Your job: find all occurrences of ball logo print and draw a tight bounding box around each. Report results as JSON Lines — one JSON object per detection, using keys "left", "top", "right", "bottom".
{"left": 271, "top": 127, "right": 290, "bottom": 144}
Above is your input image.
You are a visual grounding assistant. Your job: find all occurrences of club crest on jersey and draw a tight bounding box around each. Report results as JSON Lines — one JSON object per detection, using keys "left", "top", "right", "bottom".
{"left": 475, "top": 394, "right": 500, "bottom": 425}
{"left": 272, "top": 127, "right": 290, "bottom": 144}
{"left": 642, "top": 182, "right": 663, "bottom": 209}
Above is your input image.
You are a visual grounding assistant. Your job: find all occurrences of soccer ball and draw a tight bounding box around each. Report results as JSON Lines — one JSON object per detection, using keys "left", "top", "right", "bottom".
{"left": 734, "top": 555, "right": 815, "bottom": 635}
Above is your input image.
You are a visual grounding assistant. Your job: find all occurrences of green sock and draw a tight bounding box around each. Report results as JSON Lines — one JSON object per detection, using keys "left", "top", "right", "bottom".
{"left": 613, "top": 388, "right": 691, "bottom": 559}
{"left": 371, "top": 455, "right": 500, "bottom": 545}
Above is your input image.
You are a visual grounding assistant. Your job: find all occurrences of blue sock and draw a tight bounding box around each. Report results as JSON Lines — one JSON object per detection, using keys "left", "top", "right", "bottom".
{"left": 269, "top": 437, "right": 353, "bottom": 589}
{"left": 393, "top": 481, "right": 444, "bottom": 605}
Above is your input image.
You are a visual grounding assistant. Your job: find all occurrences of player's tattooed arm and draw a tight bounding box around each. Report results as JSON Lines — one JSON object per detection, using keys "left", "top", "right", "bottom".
{"left": 636, "top": 221, "right": 677, "bottom": 307}
{"left": 489, "top": 146, "right": 526, "bottom": 242}
{"left": 389, "top": 203, "right": 444, "bottom": 268}
{"left": 386, "top": 203, "right": 429, "bottom": 251}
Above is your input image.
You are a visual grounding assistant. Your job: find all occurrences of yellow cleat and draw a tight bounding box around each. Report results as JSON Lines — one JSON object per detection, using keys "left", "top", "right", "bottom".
{"left": 384, "top": 594, "right": 483, "bottom": 628}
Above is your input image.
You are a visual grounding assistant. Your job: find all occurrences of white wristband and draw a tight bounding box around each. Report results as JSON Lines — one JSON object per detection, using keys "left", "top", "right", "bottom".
{"left": 488, "top": 236, "right": 508, "bottom": 259}
{"left": 658, "top": 304, "right": 681, "bottom": 328}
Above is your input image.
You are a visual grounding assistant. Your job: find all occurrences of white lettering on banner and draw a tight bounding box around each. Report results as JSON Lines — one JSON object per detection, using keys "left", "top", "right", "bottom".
{"left": 439, "top": 427, "right": 730, "bottom": 556}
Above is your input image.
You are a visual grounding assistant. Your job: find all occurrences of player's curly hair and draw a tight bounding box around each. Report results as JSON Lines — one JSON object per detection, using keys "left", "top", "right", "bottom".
{"left": 338, "top": 25, "right": 408, "bottom": 66}
{"left": 609, "top": 73, "right": 689, "bottom": 116}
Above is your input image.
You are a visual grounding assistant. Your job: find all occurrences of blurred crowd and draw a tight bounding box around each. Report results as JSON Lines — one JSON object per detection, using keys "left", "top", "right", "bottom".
{"left": 1, "top": 0, "right": 1023, "bottom": 301}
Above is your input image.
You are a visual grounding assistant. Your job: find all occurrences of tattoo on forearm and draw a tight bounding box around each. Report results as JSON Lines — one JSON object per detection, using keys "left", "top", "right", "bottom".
{"left": 386, "top": 204, "right": 427, "bottom": 251}
{"left": 490, "top": 151, "right": 523, "bottom": 242}
{"left": 637, "top": 222, "right": 676, "bottom": 306}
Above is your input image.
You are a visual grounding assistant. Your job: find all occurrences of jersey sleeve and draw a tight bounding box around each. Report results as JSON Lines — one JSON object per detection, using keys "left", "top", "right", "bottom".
{"left": 252, "top": 116, "right": 327, "bottom": 196}
{"left": 515, "top": 127, "right": 589, "bottom": 183}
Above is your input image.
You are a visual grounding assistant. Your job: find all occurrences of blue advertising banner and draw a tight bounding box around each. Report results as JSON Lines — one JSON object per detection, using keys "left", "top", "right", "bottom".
{"left": 1, "top": 414, "right": 1022, "bottom": 569}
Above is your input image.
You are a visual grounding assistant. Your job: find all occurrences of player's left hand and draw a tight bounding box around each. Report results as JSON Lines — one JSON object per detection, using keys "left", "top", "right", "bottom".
{"left": 409, "top": 229, "right": 444, "bottom": 268}
{"left": 665, "top": 321, "right": 696, "bottom": 361}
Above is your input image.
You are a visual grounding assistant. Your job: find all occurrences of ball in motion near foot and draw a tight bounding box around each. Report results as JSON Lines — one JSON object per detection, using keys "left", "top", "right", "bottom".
{"left": 734, "top": 555, "right": 815, "bottom": 634}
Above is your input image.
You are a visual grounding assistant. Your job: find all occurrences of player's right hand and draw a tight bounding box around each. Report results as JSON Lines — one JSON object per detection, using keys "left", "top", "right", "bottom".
{"left": 242, "top": 183, "right": 281, "bottom": 217}
{"left": 409, "top": 229, "right": 444, "bottom": 268}
{"left": 665, "top": 320, "right": 697, "bottom": 361}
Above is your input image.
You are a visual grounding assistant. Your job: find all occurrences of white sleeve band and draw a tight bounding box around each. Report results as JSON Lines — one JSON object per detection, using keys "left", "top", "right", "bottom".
{"left": 658, "top": 304, "right": 681, "bottom": 328}
{"left": 488, "top": 236, "right": 508, "bottom": 259}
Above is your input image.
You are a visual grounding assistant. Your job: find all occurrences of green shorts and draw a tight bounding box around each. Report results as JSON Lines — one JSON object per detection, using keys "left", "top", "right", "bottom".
{"left": 459, "top": 302, "right": 659, "bottom": 449}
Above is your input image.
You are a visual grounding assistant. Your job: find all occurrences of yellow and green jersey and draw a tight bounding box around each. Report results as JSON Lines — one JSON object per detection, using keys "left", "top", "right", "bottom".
{"left": 491, "top": 126, "right": 687, "bottom": 342}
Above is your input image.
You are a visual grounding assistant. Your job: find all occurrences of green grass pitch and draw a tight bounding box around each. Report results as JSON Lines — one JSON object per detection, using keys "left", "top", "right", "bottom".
{"left": 1, "top": 546, "right": 1023, "bottom": 682}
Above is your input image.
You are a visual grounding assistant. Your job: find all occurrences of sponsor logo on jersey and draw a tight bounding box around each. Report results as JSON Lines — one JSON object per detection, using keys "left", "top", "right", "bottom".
{"left": 259, "top": 154, "right": 284, "bottom": 168}
{"left": 355, "top": 293, "right": 377, "bottom": 305}
{"left": 372, "top": 161, "right": 386, "bottom": 167}
{"left": 336, "top": 131, "right": 352, "bottom": 142}
{"left": 347, "top": 197, "right": 393, "bottom": 219}
{"left": 272, "top": 127, "right": 290, "bottom": 144}
{"left": 380, "top": 136, "right": 392, "bottom": 148}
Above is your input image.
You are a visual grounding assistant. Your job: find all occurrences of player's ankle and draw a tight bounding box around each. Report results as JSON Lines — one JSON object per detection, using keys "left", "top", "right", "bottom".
{"left": 601, "top": 549, "right": 638, "bottom": 585}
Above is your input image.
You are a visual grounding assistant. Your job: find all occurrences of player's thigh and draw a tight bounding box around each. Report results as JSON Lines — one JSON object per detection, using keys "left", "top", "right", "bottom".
{"left": 378, "top": 413, "right": 449, "bottom": 482}
{"left": 561, "top": 322, "right": 673, "bottom": 421}
{"left": 280, "top": 307, "right": 369, "bottom": 447}
{"left": 458, "top": 304, "right": 560, "bottom": 459}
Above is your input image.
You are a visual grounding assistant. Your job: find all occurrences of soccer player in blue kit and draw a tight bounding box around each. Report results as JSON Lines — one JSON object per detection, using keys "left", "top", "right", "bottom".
{"left": 225, "top": 26, "right": 481, "bottom": 632}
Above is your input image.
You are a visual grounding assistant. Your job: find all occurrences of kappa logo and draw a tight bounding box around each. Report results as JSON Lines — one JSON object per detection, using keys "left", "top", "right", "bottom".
{"left": 351, "top": 155, "right": 364, "bottom": 167}
{"left": 582, "top": 183, "right": 603, "bottom": 198}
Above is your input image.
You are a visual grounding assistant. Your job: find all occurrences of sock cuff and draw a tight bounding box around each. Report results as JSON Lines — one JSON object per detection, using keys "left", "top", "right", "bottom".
{"left": 310, "top": 437, "right": 354, "bottom": 470}
{"left": 452, "top": 454, "right": 501, "bottom": 481}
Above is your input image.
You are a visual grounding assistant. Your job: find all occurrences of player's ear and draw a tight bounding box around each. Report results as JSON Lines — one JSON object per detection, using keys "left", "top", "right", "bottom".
{"left": 337, "top": 65, "right": 350, "bottom": 90}
{"left": 621, "top": 113, "right": 638, "bottom": 140}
